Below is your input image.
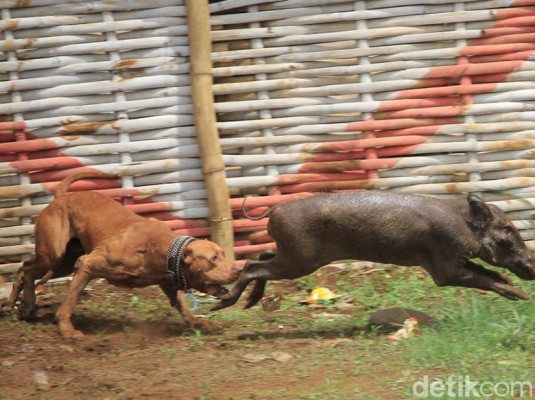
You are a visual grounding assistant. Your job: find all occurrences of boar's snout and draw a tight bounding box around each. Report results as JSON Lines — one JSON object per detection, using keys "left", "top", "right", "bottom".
{"left": 515, "top": 258, "right": 535, "bottom": 280}
{"left": 516, "top": 265, "right": 535, "bottom": 280}
{"left": 505, "top": 253, "right": 535, "bottom": 281}
{"left": 473, "top": 197, "right": 535, "bottom": 281}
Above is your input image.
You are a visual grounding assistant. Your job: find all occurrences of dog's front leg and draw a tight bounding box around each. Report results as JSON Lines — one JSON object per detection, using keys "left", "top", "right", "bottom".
{"left": 56, "top": 255, "right": 95, "bottom": 338}
{"left": 159, "top": 284, "right": 210, "bottom": 328}
{"left": 177, "top": 291, "right": 211, "bottom": 328}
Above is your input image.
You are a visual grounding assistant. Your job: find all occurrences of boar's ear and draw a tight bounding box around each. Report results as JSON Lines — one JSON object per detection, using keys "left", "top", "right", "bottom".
{"left": 467, "top": 194, "right": 491, "bottom": 229}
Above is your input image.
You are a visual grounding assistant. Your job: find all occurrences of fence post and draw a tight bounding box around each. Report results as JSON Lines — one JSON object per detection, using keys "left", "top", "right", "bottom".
{"left": 185, "top": 0, "right": 235, "bottom": 260}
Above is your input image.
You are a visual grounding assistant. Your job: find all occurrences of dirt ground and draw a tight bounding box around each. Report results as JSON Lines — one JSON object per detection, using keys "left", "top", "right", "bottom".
{"left": 0, "top": 268, "right": 423, "bottom": 400}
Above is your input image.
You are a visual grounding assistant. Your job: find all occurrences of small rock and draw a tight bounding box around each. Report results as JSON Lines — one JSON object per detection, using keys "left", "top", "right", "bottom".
{"left": 367, "top": 307, "right": 434, "bottom": 333}
{"left": 0, "top": 282, "right": 13, "bottom": 300}
{"left": 271, "top": 351, "right": 293, "bottom": 363}
{"left": 240, "top": 352, "right": 293, "bottom": 364}
{"left": 241, "top": 354, "right": 271, "bottom": 363}
{"left": 36, "top": 292, "right": 57, "bottom": 306}
{"left": 59, "top": 344, "right": 74, "bottom": 352}
{"left": 325, "top": 338, "right": 353, "bottom": 348}
{"left": 32, "top": 370, "right": 50, "bottom": 391}
{"left": 19, "top": 344, "right": 34, "bottom": 353}
{"left": 261, "top": 294, "right": 281, "bottom": 312}
{"left": 313, "top": 312, "right": 349, "bottom": 319}
{"left": 2, "top": 360, "right": 15, "bottom": 368}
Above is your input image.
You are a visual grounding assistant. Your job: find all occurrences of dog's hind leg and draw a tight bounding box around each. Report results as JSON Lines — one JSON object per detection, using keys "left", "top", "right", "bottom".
{"left": 0, "top": 265, "right": 25, "bottom": 312}
{"left": 1, "top": 257, "right": 50, "bottom": 318}
{"left": 12, "top": 239, "right": 84, "bottom": 319}
{"left": 18, "top": 256, "right": 50, "bottom": 320}
{"left": 16, "top": 209, "right": 74, "bottom": 319}
{"left": 37, "top": 239, "right": 85, "bottom": 286}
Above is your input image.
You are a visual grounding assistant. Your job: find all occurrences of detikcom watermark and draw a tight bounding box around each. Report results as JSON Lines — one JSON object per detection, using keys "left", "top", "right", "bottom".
{"left": 412, "top": 375, "right": 533, "bottom": 398}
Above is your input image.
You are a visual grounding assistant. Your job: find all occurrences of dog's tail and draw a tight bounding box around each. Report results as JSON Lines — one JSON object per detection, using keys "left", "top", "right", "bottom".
{"left": 242, "top": 196, "right": 271, "bottom": 221}
{"left": 53, "top": 172, "right": 121, "bottom": 197}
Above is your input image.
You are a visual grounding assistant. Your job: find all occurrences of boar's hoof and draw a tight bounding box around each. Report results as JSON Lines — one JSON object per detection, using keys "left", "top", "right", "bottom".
{"left": 244, "top": 279, "right": 267, "bottom": 309}
{"left": 496, "top": 272, "right": 514, "bottom": 286}
{"left": 211, "top": 295, "right": 239, "bottom": 311}
{"left": 496, "top": 283, "right": 530, "bottom": 301}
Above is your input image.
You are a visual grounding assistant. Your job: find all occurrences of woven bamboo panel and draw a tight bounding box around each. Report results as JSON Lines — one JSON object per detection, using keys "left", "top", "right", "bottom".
{"left": 1, "top": 0, "right": 535, "bottom": 275}
{"left": 210, "top": 0, "right": 535, "bottom": 255}
{"left": 0, "top": 0, "right": 208, "bottom": 273}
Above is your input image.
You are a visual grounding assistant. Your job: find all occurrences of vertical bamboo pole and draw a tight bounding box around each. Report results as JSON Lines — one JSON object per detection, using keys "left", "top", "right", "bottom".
{"left": 185, "top": 0, "right": 235, "bottom": 260}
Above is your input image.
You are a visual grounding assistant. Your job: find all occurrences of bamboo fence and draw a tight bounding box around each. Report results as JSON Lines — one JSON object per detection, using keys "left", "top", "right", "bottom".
{"left": 1, "top": 0, "right": 535, "bottom": 277}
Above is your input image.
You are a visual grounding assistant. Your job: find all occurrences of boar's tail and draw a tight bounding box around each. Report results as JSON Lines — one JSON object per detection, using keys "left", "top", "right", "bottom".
{"left": 242, "top": 196, "right": 271, "bottom": 221}
{"left": 53, "top": 172, "right": 121, "bottom": 197}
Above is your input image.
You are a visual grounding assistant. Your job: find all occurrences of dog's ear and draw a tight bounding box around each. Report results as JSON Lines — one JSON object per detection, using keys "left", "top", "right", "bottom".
{"left": 183, "top": 247, "right": 194, "bottom": 265}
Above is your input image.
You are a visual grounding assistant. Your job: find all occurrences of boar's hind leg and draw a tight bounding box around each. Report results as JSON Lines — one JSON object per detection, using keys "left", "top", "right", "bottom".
{"left": 241, "top": 252, "right": 275, "bottom": 308}
{"left": 430, "top": 260, "right": 529, "bottom": 300}
{"left": 211, "top": 258, "right": 281, "bottom": 311}
{"left": 244, "top": 279, "right": 267, "bottom": 309}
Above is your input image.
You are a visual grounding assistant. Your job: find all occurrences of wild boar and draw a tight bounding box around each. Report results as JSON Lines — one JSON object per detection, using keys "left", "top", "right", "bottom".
{"left": 213, "top": 191, "right": 534, "bottom": 311}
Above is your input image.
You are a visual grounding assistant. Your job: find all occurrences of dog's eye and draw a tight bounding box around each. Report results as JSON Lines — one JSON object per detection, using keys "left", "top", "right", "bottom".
{"left": 211, "top": 255, "right": 218, "bottom": 263}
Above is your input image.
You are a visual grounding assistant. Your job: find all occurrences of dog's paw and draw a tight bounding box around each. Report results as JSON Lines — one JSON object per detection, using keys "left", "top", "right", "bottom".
{"left": 0, "top": 305, "right": 11, "bottom": 316}
{"left": 191, "top": 318, "right": 213, "bottom": 329}
{"left": 60, "top": 326, "right": 85, "bottom": 339}
{"left": 0, "top": 299, "right": 12, "bottom": 312}
{"left": 18, "top": 309, "right": 38, "bottom": 321}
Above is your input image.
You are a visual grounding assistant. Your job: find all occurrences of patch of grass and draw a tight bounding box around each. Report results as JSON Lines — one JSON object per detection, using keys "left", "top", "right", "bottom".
{"left": 127, "top": 294, "right": 167, "bottom": 321}
{"left": 5, "top": 317, "right": 36, "bottom": 337}
{"left": 296, "top": 274, "right": 322, "bottom": 292}
{"left": 81, "top": 284, "right": 175, "bottom": 324}
{"left": 225, "top": 265, "right": 535, "bottom": 398}
{"left": 404, "top": 290, "right": 534, "bottom": 377}
{"left": 54, "top": 265, "right": 533, "bottom": 399}
{"left": 341, "top": 266, "right": 446, "bottom": 312}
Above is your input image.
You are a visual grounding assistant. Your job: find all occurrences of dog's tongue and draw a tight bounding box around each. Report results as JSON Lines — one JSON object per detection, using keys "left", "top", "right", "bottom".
{"left": 206, "top": 284, "right": 229, "bottom": 298}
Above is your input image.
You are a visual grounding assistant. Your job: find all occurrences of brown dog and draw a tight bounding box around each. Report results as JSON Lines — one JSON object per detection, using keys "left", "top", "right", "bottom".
{"left": 1, "top": 172, "right": 240, "bottom": 338}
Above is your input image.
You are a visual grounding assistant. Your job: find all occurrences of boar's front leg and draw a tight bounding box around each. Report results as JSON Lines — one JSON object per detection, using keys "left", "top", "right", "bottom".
{"left": 463, "top": 261, "right": 513, "bottom": 285}
{"left": 429, "top": 260, "right": 529, "bottom": 300}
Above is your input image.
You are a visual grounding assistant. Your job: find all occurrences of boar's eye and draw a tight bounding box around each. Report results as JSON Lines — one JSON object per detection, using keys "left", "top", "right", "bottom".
{"left": 501, "top": 225, "right": 514, "bottom": 234}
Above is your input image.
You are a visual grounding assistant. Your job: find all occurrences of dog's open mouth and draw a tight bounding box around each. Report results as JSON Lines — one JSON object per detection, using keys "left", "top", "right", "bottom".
{"left": 205, "top": 283, "right": 229, "bottom": 298}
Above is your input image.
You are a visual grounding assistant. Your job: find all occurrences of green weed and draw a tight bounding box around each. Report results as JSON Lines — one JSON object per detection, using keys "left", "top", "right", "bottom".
{"left": 199, "top": 381, "right": 213, "bottom": 400}
{"left": 187, "top": 328, "right": 204, "bottom": 351}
